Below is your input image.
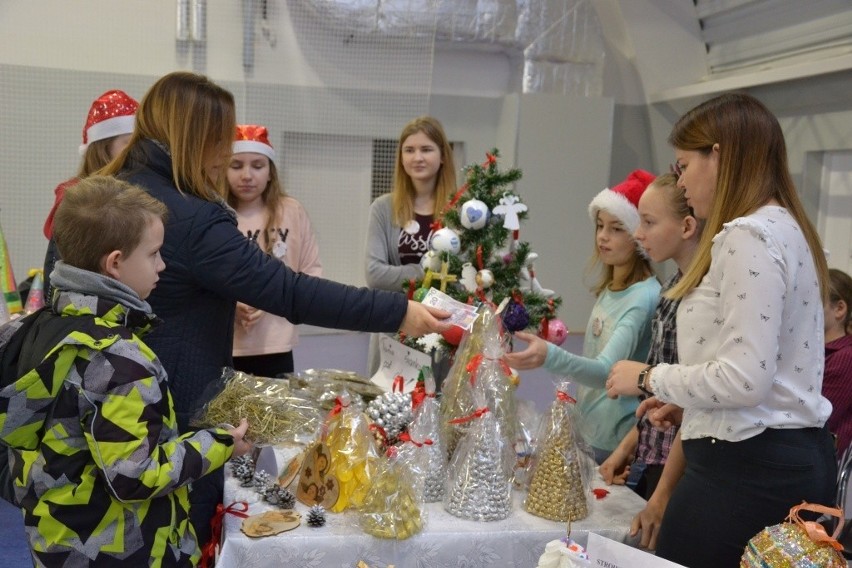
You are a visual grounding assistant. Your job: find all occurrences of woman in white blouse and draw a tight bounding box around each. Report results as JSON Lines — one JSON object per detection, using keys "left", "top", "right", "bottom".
{"left": 606, "top": 92, "right": 835, "bottom": 567}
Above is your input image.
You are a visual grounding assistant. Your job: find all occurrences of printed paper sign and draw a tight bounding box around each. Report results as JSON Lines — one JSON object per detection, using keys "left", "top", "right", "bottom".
{"left": 586, "top": 533, "right": 687, "bottom": 568}
{"left": 370, "top": 334, "right": 431, "bottom": 392}
{"left": 420, "top": 288, "right": 479, "bottom": 330}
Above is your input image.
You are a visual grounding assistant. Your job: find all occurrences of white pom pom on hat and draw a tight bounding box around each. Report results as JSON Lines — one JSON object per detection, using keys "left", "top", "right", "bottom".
{"left": 587, "top": 169, "right": 657, "bottom": 235}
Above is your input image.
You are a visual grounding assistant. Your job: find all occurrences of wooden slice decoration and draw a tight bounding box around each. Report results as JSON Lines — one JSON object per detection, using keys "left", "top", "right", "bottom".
{"left": 295, "top": 442, "right": 339, "bottom": 509}
{"left": 241, "top": 510, "right": 301, "bottom": 537}
{"left": 278, "top": 451, "right": 305, "bottom": 488}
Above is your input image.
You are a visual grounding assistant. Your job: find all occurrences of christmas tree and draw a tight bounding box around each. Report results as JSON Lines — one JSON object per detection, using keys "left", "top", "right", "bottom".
{"left": 405, "top": 149, "right": 564, "bottom": 352}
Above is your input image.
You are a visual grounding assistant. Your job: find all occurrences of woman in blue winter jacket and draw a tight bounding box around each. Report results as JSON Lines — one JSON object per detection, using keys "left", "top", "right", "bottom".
{"left": 100, "top": 71, "right": 449, "bottom": 545}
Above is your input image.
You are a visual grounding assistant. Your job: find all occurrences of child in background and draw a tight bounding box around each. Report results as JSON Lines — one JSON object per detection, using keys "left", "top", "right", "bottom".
{"left": 43, "top": 89, "right": 138, "bottom": 299}
{"left": 505, "top": 170, "right": 661, "bottom": 463}
{"left": 365, "top": 116, "right": 457, "bottom": 374}
{"left": 225, "top": 125, "right": 322, "bottom": 376}
{"left": 823, "top": 268, "right": 852, "bottom": 455}
{"left": 0, "top": 176, "right": 250, "bottom": 566}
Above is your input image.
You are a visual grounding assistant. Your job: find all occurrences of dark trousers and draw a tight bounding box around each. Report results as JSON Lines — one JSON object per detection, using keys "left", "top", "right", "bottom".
{"left": 233, "top": 351, "right": 294, "bottom": 377}
{"left": 656, "top": 426, "right": 837, "bottom": 568}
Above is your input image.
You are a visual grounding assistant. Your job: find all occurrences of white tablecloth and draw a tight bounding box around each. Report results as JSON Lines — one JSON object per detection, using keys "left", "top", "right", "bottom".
{"left": 217, "top": 471, "right": 646, "bottom": 568}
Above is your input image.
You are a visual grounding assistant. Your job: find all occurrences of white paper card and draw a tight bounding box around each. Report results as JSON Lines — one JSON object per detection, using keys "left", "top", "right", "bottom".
{"left": 370, "top": 334, "right": 431, "bottom": 392}
{"left": 586, "top": 533, "right": 687, "bottom": 568}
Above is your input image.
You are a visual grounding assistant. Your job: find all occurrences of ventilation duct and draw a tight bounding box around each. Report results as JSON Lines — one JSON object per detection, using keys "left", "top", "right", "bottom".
{"left": 296, "top": 0, "right": 605, "bottom": 96}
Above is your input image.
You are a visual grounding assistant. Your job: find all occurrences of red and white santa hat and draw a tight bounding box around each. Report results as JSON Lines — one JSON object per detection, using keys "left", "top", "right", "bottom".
{"left": 587, "top": 169, "right": 656, "bottom": 235}
{"left": 79, "top": 90, "right": 138, "bottom": 154}
{"left": 233, "top": 124, "right": 277, "bottom": 163}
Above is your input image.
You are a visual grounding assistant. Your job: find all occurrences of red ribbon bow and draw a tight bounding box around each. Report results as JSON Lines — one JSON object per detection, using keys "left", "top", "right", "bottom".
{"left": 398, "top": 431, "right": 434, "bottom": 447}
{"left": 411, "top": 380, "right": 435, "bottom": 410}
{"left": 392, "top": 375, "right": 405, "bottom": 393}
{"left": 200, "top": 501, "right": 249, "bottom": 568}
{"left": 556, "top": 390, "right": 577, "bottom": 404}
{"left": 449, "top": 407, "right": 490, "bottom": 425}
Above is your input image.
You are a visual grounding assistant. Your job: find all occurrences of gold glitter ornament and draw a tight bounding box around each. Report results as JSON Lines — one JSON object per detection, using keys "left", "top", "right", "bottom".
{"left": 740, "top": 503, "right": 846, "bottom": 567}
{"left": 360, "top": 451, "right": 425, "bottom": 539}
{"left": 524, "top": 384, "right": 589, "bottom": 522}
{"left": 323, "top": 394, "right": 379, "bottom": 512}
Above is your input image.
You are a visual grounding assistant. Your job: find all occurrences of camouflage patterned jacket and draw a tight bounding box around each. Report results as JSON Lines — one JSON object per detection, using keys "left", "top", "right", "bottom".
{"left": 0, "top": 265, "right": 234, "bottom": 567}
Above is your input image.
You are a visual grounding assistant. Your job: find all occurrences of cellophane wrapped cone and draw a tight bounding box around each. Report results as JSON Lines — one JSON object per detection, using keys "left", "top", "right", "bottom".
{"left": 443, "top": 386, "right": 514, "bottom": 521}
{"left": 323, "top": 392, "right": 378, "bottom": 512}
{"left": 524, "top": 382, "right": 591, "bottom": 522}
{"left": 469, "top": 304, "right": 519, "bottom": 472}
{"left": 360, "top": 448, "right": 425, "bottom": 539}
{"left": 191, "top": 368, "right": 321, "bottom": 445}
{"left": 401, "top": 368, "right": 446, "bottom": 502}
{"left": 439, "top": 306, "right": 487, "bottom": 458}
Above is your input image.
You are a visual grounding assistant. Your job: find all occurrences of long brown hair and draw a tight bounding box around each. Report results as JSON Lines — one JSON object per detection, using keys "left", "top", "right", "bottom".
{"left": 78, "top": 138, "right": 116, "bottom": 177}
{"left": 100, "top": 72, "right": 236, "bottom": 202}
{"left": 391, "top": 116, "right": 456, "bottom": 227}
{"left": 667, "top": 93, "right": 828, "bottom": 301}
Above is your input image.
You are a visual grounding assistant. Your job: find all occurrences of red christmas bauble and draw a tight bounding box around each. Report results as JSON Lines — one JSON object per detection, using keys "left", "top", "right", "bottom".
{"left": 442, "top": 325, "right": 464, "bottom": 346}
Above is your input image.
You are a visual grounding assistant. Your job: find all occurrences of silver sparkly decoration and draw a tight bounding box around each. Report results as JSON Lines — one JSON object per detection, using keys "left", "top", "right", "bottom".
{"left": 443, "top": 411, "right": 512, "bottom": 521}
{"left": 366, "top": 391, "right": 413, "bottom": 442}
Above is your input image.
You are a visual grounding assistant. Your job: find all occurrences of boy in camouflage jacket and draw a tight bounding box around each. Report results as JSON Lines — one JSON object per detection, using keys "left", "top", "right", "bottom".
{"left": 0, "top": 176, "right": 251, "bottom": 567}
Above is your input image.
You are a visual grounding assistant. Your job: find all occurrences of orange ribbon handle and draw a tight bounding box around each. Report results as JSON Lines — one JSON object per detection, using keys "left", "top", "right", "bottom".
{"left": 787, "top": 502, "right": 845, "bottom": 551}
{"left": 449, "top": 407, "right": 490, "bottom": 425}
{"left": 200, "top": 501, "right": 249, "bottom": 568}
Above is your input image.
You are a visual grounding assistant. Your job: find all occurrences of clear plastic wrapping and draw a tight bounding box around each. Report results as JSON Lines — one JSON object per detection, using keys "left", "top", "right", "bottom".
{"left": 524, "top": 381, "right": 592, "bottom": 522}
{"left": 322, "top": 392, "right": 379, "bottom": 512}
{"left": 400, "top": 368, "right": 446, "bottom": 502}
{"left": 360, "top": 447, "right": 426, "bottom": 539}
{"left": 191, "top": 368, "right": 321, "bottom": 446}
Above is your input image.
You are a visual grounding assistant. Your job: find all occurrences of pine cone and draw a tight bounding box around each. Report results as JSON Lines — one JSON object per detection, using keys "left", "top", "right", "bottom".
{"left": 264, "top": 484, "right": 296, "bottom": 509}
{"left": 306, "top": 505, "right": 327, "bottom": 527}
{"left": 252, "top": 471, "right": 271, "bottom": 491}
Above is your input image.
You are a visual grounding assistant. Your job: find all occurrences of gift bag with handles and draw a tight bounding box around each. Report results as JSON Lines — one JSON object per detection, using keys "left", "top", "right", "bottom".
{"left": 740, "top": 502, "right": 846, "bottom": 567}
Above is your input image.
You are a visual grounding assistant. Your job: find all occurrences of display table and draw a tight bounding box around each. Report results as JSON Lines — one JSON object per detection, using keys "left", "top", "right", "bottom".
{"left": 217, "top": 470, "right": 647, "bottom": 568}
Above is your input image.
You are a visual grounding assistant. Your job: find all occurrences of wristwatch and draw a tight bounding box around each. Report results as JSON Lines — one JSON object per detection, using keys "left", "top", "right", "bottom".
{"left": 637, "top": 364, "right": 655, "bottom": 396}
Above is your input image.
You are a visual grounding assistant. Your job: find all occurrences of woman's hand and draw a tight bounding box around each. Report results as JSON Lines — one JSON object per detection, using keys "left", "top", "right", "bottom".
{"left": 227, "top": 418, "right": 252, "bottom": 458}
{"left": 606, "top": 360, "right": 646, "bottom": 398}
{"left": 630, "top": 496, "right": 666, "bottom": 550}
{"left": 399, "top": 301, "right": 451, "bottom": 337}
{"left": 647, "top": 403, "right": 684, "bottom": 429}
{"left": 503, "top": 331, "right": 548, "bottom": 370}
{"left": 236, "top": 302, "right": 264, "bottom": 331}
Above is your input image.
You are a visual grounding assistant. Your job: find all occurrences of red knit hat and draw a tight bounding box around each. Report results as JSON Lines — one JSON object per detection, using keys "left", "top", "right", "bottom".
{"left": 587, "top": 169, "right": 656, "bottom": 235}
{"left": 233, "top": 124, "right": 276, "bottom": 163}
{"left": 80, "top": 90, "right": 138, "bottom": 153}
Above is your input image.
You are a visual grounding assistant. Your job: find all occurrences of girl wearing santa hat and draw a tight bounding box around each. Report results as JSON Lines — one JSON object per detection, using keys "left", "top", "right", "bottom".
{"left": 364, "top": 116, "right": 457, "bottom": 373}
{"left": 504, "top": 169, "right": 661, "bottom": 464}
{"left": 42, "top": 89, "right": 138, "bottom": 296}
{"left": 98, "top": 71, "right": 449, "bottom": 548}
{"left": 224, "top": 124, "right": 322, "bottom": 377}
